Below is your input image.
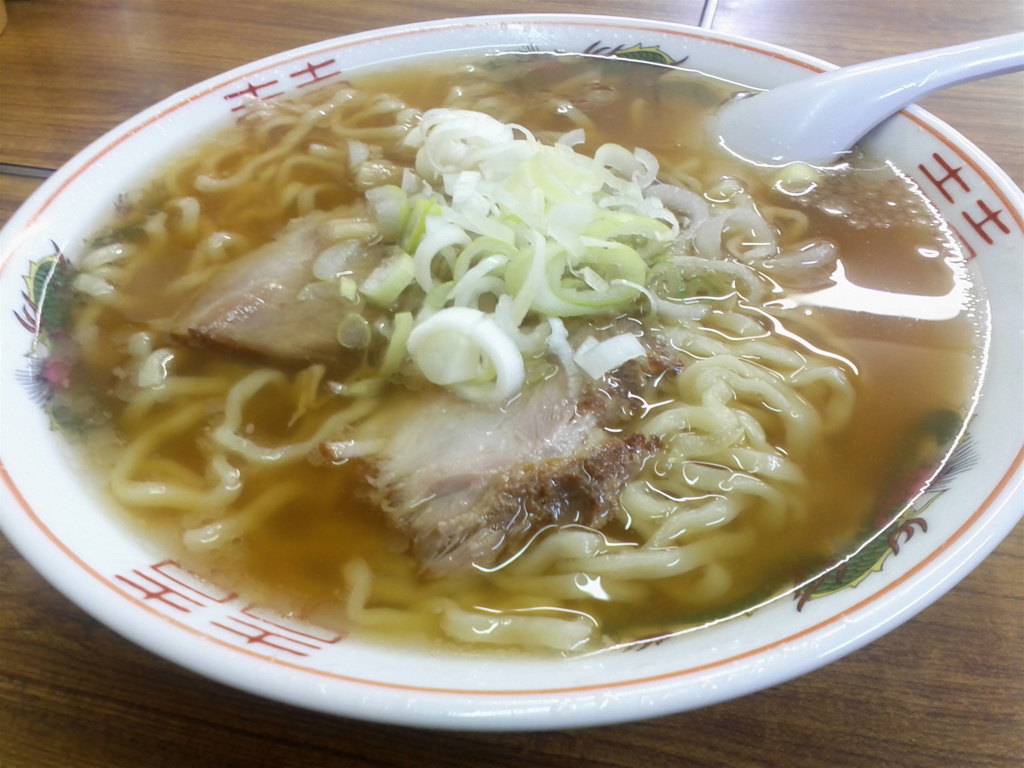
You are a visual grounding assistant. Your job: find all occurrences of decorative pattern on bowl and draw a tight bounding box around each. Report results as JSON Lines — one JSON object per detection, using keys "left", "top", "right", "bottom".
{"left": 1, "top": 14, "right": 1020, "bottom": 730}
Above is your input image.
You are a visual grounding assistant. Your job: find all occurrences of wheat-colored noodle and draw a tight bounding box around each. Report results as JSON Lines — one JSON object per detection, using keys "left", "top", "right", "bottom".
{"left": 59, "top": 55, "right": 939, "bottom": 654}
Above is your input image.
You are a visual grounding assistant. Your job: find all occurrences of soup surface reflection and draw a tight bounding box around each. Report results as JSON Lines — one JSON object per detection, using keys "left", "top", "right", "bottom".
{"left": 55, "top": 53, "right": 981, "bottom": 653}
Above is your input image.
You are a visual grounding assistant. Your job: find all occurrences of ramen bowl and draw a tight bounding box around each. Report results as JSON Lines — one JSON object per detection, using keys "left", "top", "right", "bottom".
{"left": 1, "top": 14, "right": 1021, "bottom": 730}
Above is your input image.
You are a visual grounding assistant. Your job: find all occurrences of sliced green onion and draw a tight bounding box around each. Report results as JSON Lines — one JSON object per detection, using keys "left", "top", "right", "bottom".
{"left": 584, "top": 209, "right": 674, "bottom": 245}
{"left": 422, "top": 280, "right": 456, "bottom": 313}
{"left": 450, "top": 254, "right": 508, "bottom": 308}
{"left": 400, "top": 196, "right": 441, "bottom": 253}
{"left": 533, "top": 242, "right": 646, "bottom": 316}
{"left": 365, "top": 185, "right": 410, "bottom": 242}
{"left": 338, "top": 276, "right": 359, "bottom": 302}
{"left": 379, "top": 311, "right": 413, "bottom": 377}
{"left": 413, "top": 221, "right": 470, "bottom": 291}
{"left": 573, "top": 333, "right": 646, "bottom": 380}
{"left": 336, "top": 313, "right": 371, "bottom": 349}
{"left": 361, "top": 109, "right": 694, "bottom": 400}
{"left": 453, "top": 237, "right": 518, "bottom": 280}
{"left": 407, "top": 307, "right": 524, "bottom": 401}
{"left": 321, "top": 217, "right": 378, "bottom": 243}
{"left": 578, "top": 266, "right": 610, "bottom": 292}
{"left": 504, "top": 231, "right": 551, "bottom": 323}
{"left": 360, "top": 249, "right": 415, "bottom": 308}
{"left": 137, "top": 348, "right": 175, "bottom": 388}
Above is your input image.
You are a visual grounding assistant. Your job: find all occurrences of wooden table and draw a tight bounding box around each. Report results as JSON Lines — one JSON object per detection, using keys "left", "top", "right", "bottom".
{"left": 1, "top": 2, "right": 1021, "bottom": 765}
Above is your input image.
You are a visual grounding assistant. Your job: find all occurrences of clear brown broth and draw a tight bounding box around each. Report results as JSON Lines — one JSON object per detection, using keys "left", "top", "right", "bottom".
{"left": 63, "top": 54, "right": 981, "bottom": 649}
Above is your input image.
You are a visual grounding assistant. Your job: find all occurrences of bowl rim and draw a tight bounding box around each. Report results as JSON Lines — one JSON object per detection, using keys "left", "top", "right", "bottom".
{"left": 1, "top": 13, "right": 1021, "bottom": 730}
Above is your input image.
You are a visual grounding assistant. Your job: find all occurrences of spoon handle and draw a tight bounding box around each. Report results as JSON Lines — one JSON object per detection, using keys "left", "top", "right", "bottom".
{"left": 718, "top": 32, "right": 1024, "bottom": 166}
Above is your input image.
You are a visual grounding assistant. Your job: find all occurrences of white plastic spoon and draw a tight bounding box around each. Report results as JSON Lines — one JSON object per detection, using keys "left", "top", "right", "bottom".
{"left": 716, "top": 32, "right": 1024, "bottom": 166}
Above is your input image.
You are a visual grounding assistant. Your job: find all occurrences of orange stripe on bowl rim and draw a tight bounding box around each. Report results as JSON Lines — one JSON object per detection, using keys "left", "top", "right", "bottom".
{"left": 0, "top": 17, "right": 1021, "bottom": 699}
{"left": 1, "top": 444, "right": 1020, "bottom": 698}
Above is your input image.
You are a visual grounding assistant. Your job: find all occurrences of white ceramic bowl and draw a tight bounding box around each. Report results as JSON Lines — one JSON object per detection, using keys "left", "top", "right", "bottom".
{"left": 1, "top": 14, "right": 1021, "bottom": 731}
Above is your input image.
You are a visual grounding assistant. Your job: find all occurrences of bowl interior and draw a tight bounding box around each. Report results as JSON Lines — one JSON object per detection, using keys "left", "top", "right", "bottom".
{"left": 1, "top": 14, "right": 1021, "bottom": 730}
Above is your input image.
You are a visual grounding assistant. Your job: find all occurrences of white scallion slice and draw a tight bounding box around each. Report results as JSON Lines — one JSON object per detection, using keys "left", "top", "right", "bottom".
{"left": 360, "top": 250, "right": 415, "bottom": 308}
{"left": 573, "top": 333, "right": 646, "bottom": 380}
{"left": 379, "top": 311, "right": 413, "bottom": 377}
{"left": 347, "top": 139, "right": 371, "bottom": 169}
{"left": 407, "top": 306, "right": 524, "bottom": 401}
{"left": 337, "top": 276, "right": 359, "bottom": 302}
{"left": 136, "top": 349, "right": 175, "bottom": 389}
{"left": 365, "top": 184, "right": 409, "bottom": 242}
{"left": 336, "top": 314, "right": 371, "bottom": 349}
{"left": 412, "top": 221, "right": 471, "bottom": 291}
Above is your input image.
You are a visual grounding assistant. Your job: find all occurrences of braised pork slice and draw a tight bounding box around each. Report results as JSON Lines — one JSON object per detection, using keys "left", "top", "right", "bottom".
{"left": 362, "top": 366, "right": 660, "bottom": 577}
{"left": 170, "top": 211, "right": 380, "bottom": 365}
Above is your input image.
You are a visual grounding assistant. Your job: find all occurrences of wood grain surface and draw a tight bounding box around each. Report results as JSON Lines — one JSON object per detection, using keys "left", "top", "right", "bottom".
{"left": 1, "top": 1, "right": 1021, "bottom": 766}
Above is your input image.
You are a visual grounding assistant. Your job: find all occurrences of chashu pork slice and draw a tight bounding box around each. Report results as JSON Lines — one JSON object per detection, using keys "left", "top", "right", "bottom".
{"left": 359, "top": 364, "right": 660, "bottom": 578}
{"left": 170, "top": 211, "right": 382, "bottom": 366}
